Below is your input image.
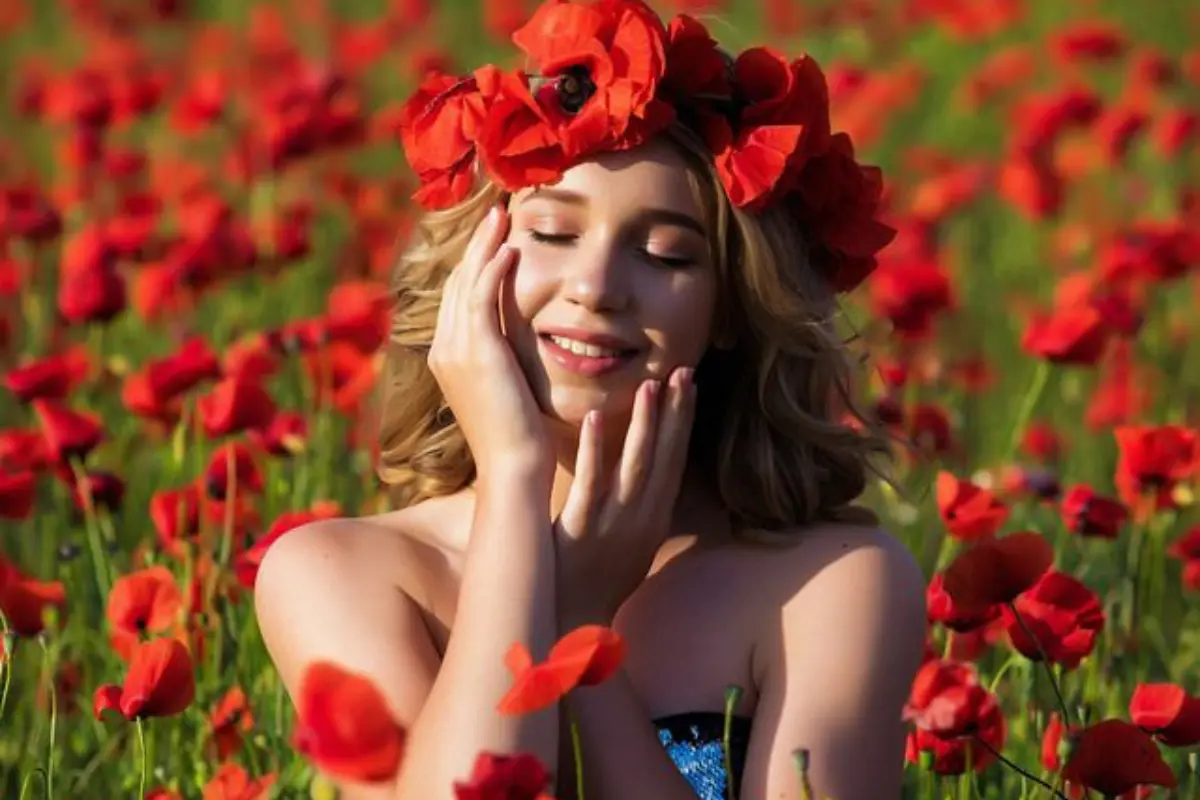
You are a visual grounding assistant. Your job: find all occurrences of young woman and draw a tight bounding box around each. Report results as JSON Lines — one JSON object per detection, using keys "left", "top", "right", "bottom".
{"left": 255, "top": 3, "right": 927, "bottom": 799}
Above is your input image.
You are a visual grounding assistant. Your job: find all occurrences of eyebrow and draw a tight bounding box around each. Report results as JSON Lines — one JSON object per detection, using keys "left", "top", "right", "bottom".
{"left": 521, "top": 187, "right": 707, "bottom": 238}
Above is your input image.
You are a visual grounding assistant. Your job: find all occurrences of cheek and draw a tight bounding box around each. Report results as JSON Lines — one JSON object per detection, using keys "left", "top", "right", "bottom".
{"left": 507, "top": 246, "right": 556, "bottom": 321}
{"left": 652, "top": 278, "right": 718, "bottom": 361}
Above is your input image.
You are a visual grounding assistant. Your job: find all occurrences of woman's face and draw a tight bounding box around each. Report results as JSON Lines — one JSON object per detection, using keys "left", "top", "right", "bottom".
{"left": 502, "top": 138, "right": 719, "bottom": 430}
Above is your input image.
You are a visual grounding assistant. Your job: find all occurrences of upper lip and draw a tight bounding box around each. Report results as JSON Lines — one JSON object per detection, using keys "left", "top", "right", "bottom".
{"left": 539, "top": 326, "right": 641, "bottom": 352}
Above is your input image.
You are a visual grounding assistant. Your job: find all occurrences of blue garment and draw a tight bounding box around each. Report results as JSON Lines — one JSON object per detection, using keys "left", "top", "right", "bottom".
{"left": 653, "top": 712, "right": 752, "bottom": 799}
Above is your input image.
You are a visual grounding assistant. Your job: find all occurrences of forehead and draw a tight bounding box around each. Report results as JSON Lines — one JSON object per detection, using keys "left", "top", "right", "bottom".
{"left": 514, "top": 138, "right": 702, "bottom": 216}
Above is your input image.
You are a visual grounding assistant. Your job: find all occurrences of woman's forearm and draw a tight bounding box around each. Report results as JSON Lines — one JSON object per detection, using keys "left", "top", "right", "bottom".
{"left": 394, "top": 475, "right": 560, "bottom": 799}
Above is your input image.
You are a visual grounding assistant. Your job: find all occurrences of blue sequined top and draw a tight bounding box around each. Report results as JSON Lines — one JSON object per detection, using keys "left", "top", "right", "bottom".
{"left": 654, "top": 712, "right": 752, "bottom": 799}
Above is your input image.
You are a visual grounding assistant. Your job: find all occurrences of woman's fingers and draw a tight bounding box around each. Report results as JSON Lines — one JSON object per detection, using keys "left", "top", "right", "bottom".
{"left": 644, "top": 367, "right": 695, "bottom": 513}
{"left": 614, "top": 378, "right": 660, "bottom": 505}
{"left": 559, "top": 410, "right": 605, "bottom": 541}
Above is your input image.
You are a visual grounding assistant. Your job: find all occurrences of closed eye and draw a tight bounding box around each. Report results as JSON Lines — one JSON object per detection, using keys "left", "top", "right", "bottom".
{"left": 528, "top": 230, "right": 695, "bottom": 269}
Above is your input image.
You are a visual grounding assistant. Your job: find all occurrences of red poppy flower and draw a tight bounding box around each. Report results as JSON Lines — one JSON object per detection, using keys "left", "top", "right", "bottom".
{"left": 998, "top": 151, "right": 1063, "bottom": 220}
{"left": 2, "top": 346, "right": 90, "bottom": 403}
{"left": 703, "top": 48, "right": 829, "bottom": 212}
{"left": 787, "top": 132, "right": 896, "bottom": 292}
{"left": 325, "top": 281, "right": 391, "bottom": 354}
{"left": 1167, "top": 526, "right": 1200, "bottom": 591}
{"left": 452, "top": 752, "right": 555, "bottom": 800}
{"left": 0, "top": 184, "right": 63, "bottom": 243}
{"left": 292, "top": 661, "right": 406, "bottom": 783}
{"left": 1021, "top": 305, "right": 1111, "bottom": 365}
{"left": 1114, "top": 425, "right": 1197, "bottom": 509}
{"left": 32, "top": 398, "right": 104, "bottom": 463}
{"left": 1041, "top": 712, "right": 1077, "bottom": 772}
{"left": 475, "top": 69, "right": 571, "bottom": 193}
{"left": 67, "top": 469, "right": 125, "bottom": 513}
{"left": 942, "top": 531, "right": 1053, "bottom": 613}
{"left": 93, "top": 637, "right": 196, "bottom": 721}
{"left": 868, "top": 259, "right": 954, "bottom": 341}
{"left": 498, "top": 625, "right": 626, "bottom": 715}
{"left": 660, "top": 14, "right": 730, "bottom": 99}
{"left": 196, "top": 373, "right": 277, "bottom": 439}
{"left": 0, "top": 557, "right": 66, "bottom": 637}
{"left": 1062, "top": 719, "right": 1176, "bottom": 797}
{"left": 926, "top": 573, "right": 1002, "bottom": 633}
{"left": 510, "top": 0, "right": 672, "bottom": 157}
{"left": 903, "top": 659, "right": 996, "bottom": 738}
{"left": 397, "top": 69, "right": 492, "bottom": 209}
{"left": 149, "top": 484, "right": 203, "bottom": 556}
{"left": 0, "top": 470, "right": 35, "bottom": 520}
{"left": 1051, "top": 21, "right": 1127, "bottom": 65}
{"left": 210, "top": 686, "right": 256, "bottom": 761}
{"left": 936, "top": 472, "right": 1009, "bottom": 541}
{"left": 58, "top": 262, "right": 127, "bottom": 325}
{"left": 235, "top": 501, "right": 342, "bottom": 590}
{"left": 248, "top": 411, "right": 309, "bottom": 458}
{"left": 1003, "top": 571, "right": 1104, "bottom": 670}
{"left": 1129, "top": 683, "right": 1200, "bottom": 747}
{"left": 1060, "top": 484, "right": 1127, "bottom": 539}
{"left": 106, "top": 566, "right": 183, "bottom": 639}
{"left": 145, "top": 336, "right": 222, "bottom": 402}
{"left": 202, "top": 763, "right": 275, "bottom": 800}
{"left": 904, "top": 682, "right": 1005, "bottom": 774}
{"left": 204, "top": 441, "right": 264, "bottom": 501}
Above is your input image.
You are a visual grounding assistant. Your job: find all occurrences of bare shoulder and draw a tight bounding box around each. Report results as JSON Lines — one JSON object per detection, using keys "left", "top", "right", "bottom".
{"left": 731, "top": 523, "right": 927, "bottom": 677}
{"left": 252, "top": 502, "right": 464, "bottom": 743}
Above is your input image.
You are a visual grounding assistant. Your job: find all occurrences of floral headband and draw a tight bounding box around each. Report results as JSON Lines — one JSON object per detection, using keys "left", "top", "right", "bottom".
{"left": 396, "top": 0, "right": 895, "bottom": 293}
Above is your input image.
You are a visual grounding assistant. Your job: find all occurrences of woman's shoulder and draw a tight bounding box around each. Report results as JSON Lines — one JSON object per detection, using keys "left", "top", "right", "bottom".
{"left": 714, "top": 522, "right": 927, "bottom": 641}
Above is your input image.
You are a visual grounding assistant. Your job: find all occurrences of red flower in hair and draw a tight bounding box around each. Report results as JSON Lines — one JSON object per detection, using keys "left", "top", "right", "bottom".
{"left": 397, "top": 68, "right": 492, "bottom": 209}
{"left": 511, "top": 0, "right": 673, "bottom": 156}
{"left": 453, "top": 752, "right": 554, "bottom": 800}
{"left": 475, "top": 70, "right": 571, "bottom": 193}
{"left": 661, "top": 14, "right": 730, "bottom": 98}
{"left": 787, "top": 132, "right": 895, "bottom": 292}
{"left": 1062, "top": 719, "right": 1176, "bottom": 796}
{"left": 292, "top": 661, "right": 406, "bottom": 783}
{"left": 498, "top": 625, "right": 626, "bottom": 715}
{"left": 702, "top": 49, "right": 829, "bottom": 212}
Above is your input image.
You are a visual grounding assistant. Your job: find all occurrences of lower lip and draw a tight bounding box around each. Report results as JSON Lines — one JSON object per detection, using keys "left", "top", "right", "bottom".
{"left": 539, "top": 336, "right": 639, "bottom": 376}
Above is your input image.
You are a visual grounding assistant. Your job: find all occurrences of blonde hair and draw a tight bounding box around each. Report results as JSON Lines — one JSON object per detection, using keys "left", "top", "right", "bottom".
{"left": 378, "top": 123, "right": 893, "bottom": 539}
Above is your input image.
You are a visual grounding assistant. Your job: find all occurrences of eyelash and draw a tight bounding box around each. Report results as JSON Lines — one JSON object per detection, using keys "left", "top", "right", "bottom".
{"left": 527, "top": 230, "right": 695, "bottom": 269}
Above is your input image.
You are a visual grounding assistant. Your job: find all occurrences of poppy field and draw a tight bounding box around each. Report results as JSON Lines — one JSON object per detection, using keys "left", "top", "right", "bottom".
{"left": 1, "top": 0, "right": 1199, "bottom": 798}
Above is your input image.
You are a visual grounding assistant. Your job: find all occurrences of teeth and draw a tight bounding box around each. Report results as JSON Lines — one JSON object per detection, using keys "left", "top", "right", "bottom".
{"left": 548, "top": 335, "right": 626, "bottom": 359}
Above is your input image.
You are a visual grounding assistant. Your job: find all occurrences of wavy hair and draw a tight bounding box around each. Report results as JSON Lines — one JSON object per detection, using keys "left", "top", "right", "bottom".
{"left": 378, "top": 122, "right": 894, "bottom": 540}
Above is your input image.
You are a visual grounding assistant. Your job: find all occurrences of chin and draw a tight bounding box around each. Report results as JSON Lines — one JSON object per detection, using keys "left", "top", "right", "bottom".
{"left": 540, "top": 383, "right": 637, "bottom": 428}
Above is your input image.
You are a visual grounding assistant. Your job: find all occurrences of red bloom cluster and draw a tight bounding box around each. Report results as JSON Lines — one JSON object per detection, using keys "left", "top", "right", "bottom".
{"left": 396, "top": 0, "right": 894, "bottom": 292}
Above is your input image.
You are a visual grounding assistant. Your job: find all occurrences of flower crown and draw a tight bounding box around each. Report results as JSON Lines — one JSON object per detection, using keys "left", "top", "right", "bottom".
{"left": 396, "top": 0, "right": 895, "bottom": 293}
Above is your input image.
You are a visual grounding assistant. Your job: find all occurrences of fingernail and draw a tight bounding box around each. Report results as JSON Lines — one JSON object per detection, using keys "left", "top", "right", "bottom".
{"left": 488, "top": 205, "right": 501, "bottom": 225}
{"left": 679, "top": 368, "right": 693, "bottom": 389}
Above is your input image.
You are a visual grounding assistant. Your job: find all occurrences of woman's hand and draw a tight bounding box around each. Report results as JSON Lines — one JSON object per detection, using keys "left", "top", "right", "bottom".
{"left": 428, "top": 204, "right": 555, "bottom": 489}
{"left": 552, "top": 366, "right": 697, "bottom": 627}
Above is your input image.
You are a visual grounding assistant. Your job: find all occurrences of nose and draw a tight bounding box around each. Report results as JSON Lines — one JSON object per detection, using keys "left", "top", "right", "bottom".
{"left": 560, "top": 237, "right": 630, "bottom": 313}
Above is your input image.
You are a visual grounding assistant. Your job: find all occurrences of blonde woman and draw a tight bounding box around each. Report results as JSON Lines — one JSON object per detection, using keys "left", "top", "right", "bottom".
{"left": 255, "top": 3, "right": 927, "bottom": 798}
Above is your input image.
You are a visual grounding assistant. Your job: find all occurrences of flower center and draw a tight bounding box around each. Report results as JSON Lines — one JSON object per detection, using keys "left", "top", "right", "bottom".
{"left": 556, "top": 66, "right": 596, "bottom": 114}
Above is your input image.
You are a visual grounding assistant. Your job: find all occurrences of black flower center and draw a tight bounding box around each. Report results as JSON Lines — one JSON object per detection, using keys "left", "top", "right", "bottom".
{"left": 556, "top": 66, "right": 596, "bottom": 114}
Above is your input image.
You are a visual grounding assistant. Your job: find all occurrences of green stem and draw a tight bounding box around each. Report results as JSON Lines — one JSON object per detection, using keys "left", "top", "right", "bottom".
{"left": 40, "top": 639, "right": 57, "bottom": 799}
{"left": 566, "top": 705, "right": 585, "bottom": 800}
{"left": 1003, "top": 360, "right": 1050, "bottom": 464}
{"left": 135, "top": 719, "right": 147, "bottom": 800}
{"left": 972, "top": 736, "right": 1069, "bottom": 799}
{"left": 1007, "top": 603, "right": 1073, "bottom": 729}
{"left": 723, "top": 685, "right": 742, "bottom": 800}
